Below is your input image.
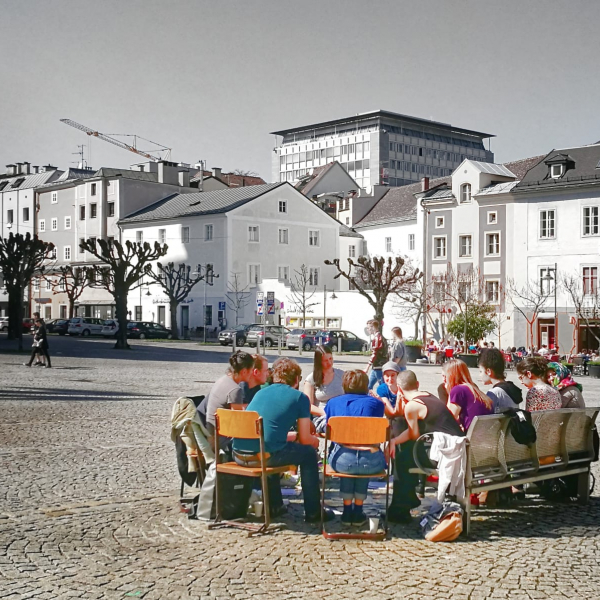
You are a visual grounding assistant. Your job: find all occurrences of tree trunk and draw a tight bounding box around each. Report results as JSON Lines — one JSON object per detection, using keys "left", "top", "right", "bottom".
{"left": 69, "top": 299, "right": 75, "bottom": 319}
{"left": 170, "top": 300, "right": 179, "bottom": 340}
{"left": 113, "top": 290, "right": 130, "bottom": 350}
{"left": 12, "top": 286, "right": 24, "bottom": 352}
{"left": 7, "top": 291, "right": 17, "bottom": 340}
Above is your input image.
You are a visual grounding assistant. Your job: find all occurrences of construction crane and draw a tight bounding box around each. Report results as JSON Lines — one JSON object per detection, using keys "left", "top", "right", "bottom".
{"left": 60, "top": 118, "right": 172, "bottom": 162}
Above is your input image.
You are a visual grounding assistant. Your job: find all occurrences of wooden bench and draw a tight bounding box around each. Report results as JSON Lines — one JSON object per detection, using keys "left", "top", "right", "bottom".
{"left": 410, "top": 408, "right": 599, "bottom": 536}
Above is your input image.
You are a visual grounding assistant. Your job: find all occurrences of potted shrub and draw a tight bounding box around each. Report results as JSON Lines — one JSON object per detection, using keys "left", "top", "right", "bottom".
{"left": 458, "top": 353, "right": 479, "bottom": 368}
{"left": 588, "top": 361, "right": 600, "bottom": 378}
{"left": 404, "top": 339, "right": 424, "bottom": 363}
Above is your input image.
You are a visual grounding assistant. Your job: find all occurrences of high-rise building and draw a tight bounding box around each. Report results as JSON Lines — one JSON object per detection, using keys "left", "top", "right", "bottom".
{"left": 271, "top": 110, "right": 494, "bottom": 191}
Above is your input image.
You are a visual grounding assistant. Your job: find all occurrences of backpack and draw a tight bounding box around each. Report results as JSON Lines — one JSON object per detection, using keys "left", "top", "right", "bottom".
{"left": 420, "top": 501, "right": 463, "bottom": 542}
{"left": 502, "top": 407, "right": 537, "bottom": 446}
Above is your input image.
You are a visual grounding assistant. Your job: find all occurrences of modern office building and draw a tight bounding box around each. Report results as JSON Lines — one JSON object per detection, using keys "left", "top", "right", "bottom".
{"left": 271, "top": 109, "right": 494, "bottom": 191}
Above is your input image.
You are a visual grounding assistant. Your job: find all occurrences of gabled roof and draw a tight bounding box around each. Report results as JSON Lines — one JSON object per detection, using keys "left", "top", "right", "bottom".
{"left": 294, "top": 161, "right": 359, "bottom": 197}
{"left": 463, "top": 160, "right": 515, "bottom": 177}
{"left": 501, "top": 155, "right": 545, "bottom": 179}
{"left": 119, "top": 183, "right": 284, "bottom": 224}
{"left": 55, "top": 168, "right": 96, "bottom": 182}
{"left": 93, "top": 167, "right": 158, "bottom": 182}
{"left": 0, "top": 169, "right": 62, "bottom": 192}
{"left": 339, "top": 223, "right": 363, "bottom": 238}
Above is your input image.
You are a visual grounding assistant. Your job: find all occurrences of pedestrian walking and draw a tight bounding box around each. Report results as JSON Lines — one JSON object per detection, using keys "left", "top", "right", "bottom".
{"left": 24, "top": 318, "right": 51, "bottom": 368}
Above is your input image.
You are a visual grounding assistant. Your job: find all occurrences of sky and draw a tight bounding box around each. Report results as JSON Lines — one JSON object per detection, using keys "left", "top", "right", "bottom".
{"left": 1, "top": 0, "right": 600, "bottom": 181}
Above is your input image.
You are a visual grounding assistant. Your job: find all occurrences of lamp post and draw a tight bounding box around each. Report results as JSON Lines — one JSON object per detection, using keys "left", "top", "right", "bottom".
{"left": 323, "top": 285, "right": 337, "bottom": 330}
{"left": 542, "top": 263, "right": 558, "bottom": 350}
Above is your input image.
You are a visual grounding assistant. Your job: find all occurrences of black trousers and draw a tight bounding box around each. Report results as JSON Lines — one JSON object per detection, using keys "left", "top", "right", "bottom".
{"left": 27, "top": 346, "right": 51, "bottom": 367}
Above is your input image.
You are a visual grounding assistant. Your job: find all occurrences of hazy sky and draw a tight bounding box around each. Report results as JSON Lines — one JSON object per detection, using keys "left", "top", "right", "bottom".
{"left": 2, "top": 0, "right": 600, "bottom": 181}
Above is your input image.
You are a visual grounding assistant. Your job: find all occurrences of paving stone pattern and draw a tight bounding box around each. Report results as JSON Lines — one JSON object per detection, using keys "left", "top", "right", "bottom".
{"left": 1, "top": 337, "right": 600, "bottom": 599}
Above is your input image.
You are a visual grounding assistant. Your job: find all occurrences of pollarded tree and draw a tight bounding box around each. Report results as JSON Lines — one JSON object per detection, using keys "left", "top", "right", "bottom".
{"left": 508, "top": 277, "right": 552, "bottom": 349}
{"left": 146, "top": 262, "right": 216, "bottom": 339}
{"left": 325, "top": 255, "right": 421, "bottom": 323}
{"left": 79, "top": 238, "right": 168, "bottom": 349}
{"left": 0, "top": 233, "right": 54, "bottom": 350}
{"left": 45, "top": 265, "right": 89, "bottom": 319}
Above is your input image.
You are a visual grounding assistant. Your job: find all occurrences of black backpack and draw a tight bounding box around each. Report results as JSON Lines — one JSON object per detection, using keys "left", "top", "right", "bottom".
{"left": 502, "top": 407, "right": 537, "bottom": 446}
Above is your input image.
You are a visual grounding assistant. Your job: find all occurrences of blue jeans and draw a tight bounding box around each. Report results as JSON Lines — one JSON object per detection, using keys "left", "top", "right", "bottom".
{"left": 368, "top": 369, "right": 383, "bottom": 390}
{"left": 266, "top": 443, "right": 320, "bottom": 518}
{"left": 330, "top": 445, "right": 386, "bottom": 501}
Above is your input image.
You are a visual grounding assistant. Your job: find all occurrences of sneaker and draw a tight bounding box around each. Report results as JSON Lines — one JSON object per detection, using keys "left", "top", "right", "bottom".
{"left": 269, "top": 504, "right": 288, "bottom": 519}
{"left": 43, "top": 365, "right": 51, "bottom": 369}
{"left": 23, "top": 363, "right": 31, "bottom": 367}
{"left": 305, "top": 508, "right": 335, "bottom": 524}
{"left": 351, "top": 506, "right": 367, "bottom": 527}
{"left": 341, "top": 505, "right": 353, "bottom": 526}
{"left": 382, "top": 509, "right": 412, "bottom": 524}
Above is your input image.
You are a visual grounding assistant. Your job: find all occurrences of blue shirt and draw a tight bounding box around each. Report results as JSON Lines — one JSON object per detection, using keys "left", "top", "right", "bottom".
{"left": 325, "top": 393, "right": 385, "bottom": 420}
{"left": 376, "top": 382, "right": 397, "bottom": 408}
{"left": 232, "top": 384, "right": 311, "bottom": 454}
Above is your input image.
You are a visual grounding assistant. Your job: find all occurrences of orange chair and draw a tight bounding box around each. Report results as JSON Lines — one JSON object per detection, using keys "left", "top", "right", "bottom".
{"left": 208, "top": 408, "right": 293, "bottom": 536}
{"left": 321, "top": 416, "right": 391, "bottom": 540}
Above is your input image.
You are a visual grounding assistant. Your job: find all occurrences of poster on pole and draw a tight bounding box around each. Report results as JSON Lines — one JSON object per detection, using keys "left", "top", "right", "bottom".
{"left": 256, "top": 291, "right": 264, "bottom": 316}
{"left": 267, "top": 291, "right": 275, "bottom": 315}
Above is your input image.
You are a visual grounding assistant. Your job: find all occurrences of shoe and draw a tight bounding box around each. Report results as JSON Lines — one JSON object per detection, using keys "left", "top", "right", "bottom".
{"left": 43, "top": 365, "right": 51, "bottom": 369}
{"left": 305, "top": 508, "right": 335, "bottom": 524}
{"left": 351, "top": 506, "right": 367, "bottom": 527}
{"left": 382, "top": 509, "right": 412, "bottom": 524}
{"left": 33, "top": 361, "right": 42, "bottom": 366}
{"left": 269, "top": 504, "right": 288, "bottom": 519}
{"left": 23, "top": 363, "right": 31, "bottom": 367}
{"left": 341, "top": 505, "right": 353, "bottom": 526}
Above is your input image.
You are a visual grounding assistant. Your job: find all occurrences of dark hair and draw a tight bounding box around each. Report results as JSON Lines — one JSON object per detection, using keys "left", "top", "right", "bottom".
{"left": 228, "top": 351, "right": 254, "bottom": 373}
{"left": 251, "top": 354, "right": 267, "bottom": 370}
{"left": 516, "top": 356, "right": 549, "bottom": 379}
{"left": 370, "top": 320, "right": 380, "bottom": 330}
{"left": 272, "top": 357, "right": 302, "bottom": 386}
{"left": 478, "top": 348, "right": 506, "bottom": 380}
{"left": 312, "top": 344, "right": 333, "bottom": 388}
{"left": 398, "top": 370, "right": 419, "bottom": 392}
{"left": 342, "top": 369, "right": 369, "bottom": 394}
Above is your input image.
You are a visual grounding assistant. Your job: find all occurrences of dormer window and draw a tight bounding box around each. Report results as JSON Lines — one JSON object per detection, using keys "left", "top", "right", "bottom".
{"left": 550, "top": 164, "right": 563, "bottom": 179}
{"left": 460, "top": 183, "right": 471, "bottom": 203}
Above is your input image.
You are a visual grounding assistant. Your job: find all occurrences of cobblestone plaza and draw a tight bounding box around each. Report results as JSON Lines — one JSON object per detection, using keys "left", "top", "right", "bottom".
{"left": 1, "top": 338, "right": 600, "bottom": 600}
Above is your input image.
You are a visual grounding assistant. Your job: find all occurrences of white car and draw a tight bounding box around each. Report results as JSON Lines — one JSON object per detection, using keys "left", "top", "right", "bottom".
{"left": 67, "top": 317, "right": 104, "bottom": 336}
{"left": 101, "top": 319, "right": 120, "bottom": 337}
{"left": 0, "top": 317, "right": 8, "bottom": 332}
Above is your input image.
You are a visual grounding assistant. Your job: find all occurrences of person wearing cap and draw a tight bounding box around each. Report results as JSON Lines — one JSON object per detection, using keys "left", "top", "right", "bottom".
{"left": 372, "top": 361, "right": 402, "bottom": 418}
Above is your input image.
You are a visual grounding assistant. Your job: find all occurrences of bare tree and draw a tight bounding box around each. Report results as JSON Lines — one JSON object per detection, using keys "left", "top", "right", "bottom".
{"left": 325, "top": 255, "right": 420, "bottom": 323}
{"left": 44, "top": 265, "right": 89, "bottom": 319}
{"left": 562, "top": 273, "right": 600, "bottom": 347}
{"left": 226, "top": 272, "right": 250, "bottom": 326}
{"left": 79, "top": 238, "right": 168, "bottom": 349}
{"left": 146, "top": 263, "right": 214, "bottom": 339}
{"left": 508, "top": 277, "right": 551, "bottom": 349}
{"left": 232, "top": 169, "right": 260, "bottom": 177}
{"left": 287, "top": 264, "right": 319, "bottom": 326}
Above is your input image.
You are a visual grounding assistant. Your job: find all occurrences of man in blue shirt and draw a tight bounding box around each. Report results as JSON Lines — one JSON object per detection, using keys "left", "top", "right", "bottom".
{"left": 233, "top": 357, "right": 334, "bottom": 524}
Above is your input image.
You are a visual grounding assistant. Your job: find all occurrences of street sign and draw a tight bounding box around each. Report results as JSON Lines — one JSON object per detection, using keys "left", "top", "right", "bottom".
{"left": 218, "top": 301, "right": 226, "bottom": 311}
{"left": 256, "top": 292, "right": 264, "bottom": 316}
{"left": 267, "top": 291, "right": 275, "bottom": 315}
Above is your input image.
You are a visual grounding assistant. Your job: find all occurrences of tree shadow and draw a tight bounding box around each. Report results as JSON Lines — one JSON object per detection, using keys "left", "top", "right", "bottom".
{"left": 0, "top": 385, "right": 164, "bottom": 402}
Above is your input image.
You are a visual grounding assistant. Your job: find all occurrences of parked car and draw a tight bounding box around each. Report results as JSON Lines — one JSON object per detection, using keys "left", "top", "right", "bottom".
{"left": 246, "top": 325, "right": 291, "bottom": 348}
{"left": 316, "top": 329, "right": 369, "bottom": 352}
{"left": 0, "top": 317, "right": 8, "bottom": 332}
{"left": 218, "top": 324, "right": 253, "bottom": 346}
{"left": 46, "top": 319, "right": 69, "bottom": 335}
{"left": 0, "top": 317, "right": 34, "bottom": 333}
{"left": 126, "top": 321, "right": 173, "bottom": 340}
{"left": 101, "top": 319, "right": 120, "bottom": 338}
{"left": 68, "top": 317, "right": 105, "bottom": 336}
{"left": 286, "top": 328, "right": 320, "bottom": 351}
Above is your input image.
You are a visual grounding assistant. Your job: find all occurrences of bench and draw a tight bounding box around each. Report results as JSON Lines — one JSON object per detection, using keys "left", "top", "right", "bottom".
{"left": 410, "top": 408, "right": 599, "bottom": 536}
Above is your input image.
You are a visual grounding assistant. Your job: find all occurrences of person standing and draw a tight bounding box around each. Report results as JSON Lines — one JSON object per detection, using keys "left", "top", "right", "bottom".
{"left": 366, "top": 320, "right": 388, "bottom": 390}
{"left": 24, "top": 318, "right": 51, "bottom": 368}
{"left": 389, "top": 327, "right": 407, "bottom": 371}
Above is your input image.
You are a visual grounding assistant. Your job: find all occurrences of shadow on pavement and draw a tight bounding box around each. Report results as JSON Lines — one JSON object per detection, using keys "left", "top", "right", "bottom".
{"left": 0, "top": 386, "right": 164, "bottom": 402}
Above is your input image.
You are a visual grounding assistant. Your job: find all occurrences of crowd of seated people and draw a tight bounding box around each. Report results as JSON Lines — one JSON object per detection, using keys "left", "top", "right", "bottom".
{"left": 191, "top": 339, "right": 588, "bottom": 528}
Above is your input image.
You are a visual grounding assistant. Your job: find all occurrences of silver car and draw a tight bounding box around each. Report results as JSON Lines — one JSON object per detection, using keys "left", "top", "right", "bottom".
{"left": 286, "top": 328, "right": 320, "bottom": 351}
{"left": 68, "top": 317, "right": 105, "bottom": 337}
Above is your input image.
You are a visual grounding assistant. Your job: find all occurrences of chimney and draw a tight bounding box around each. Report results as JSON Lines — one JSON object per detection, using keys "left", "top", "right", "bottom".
{"left": 6, "top": 164, "right": 16, "bottom": 176}
{"left": 21, "top": 162, "right": 31, "bottom": 175}
{"left": 421, "top": 177, "right": 430, "bottom": 192}
{"left": 212, "top": 167, "right": 222, "bottom": 179}
{"left": 178, "top": 170, "right": 190, "bottom": 187}
{"left": 43, "top": 164, "right": 57, "bottom": 172}
{"left": 16, "top": 162, "right": 23, "bottom": 174}
{"left": 32, "top": 165, "right": 39, "bottom": 174}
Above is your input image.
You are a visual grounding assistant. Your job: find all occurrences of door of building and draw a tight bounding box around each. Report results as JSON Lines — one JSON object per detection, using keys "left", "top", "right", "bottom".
{"left": 181, "top": 305, "right": 189, "bottom": 338}
{"left": 44, "top": 306, "right": 52, "bottom": 320}
{"left": 579, "top": 321, "right": 600, "bottom": 352}
{"left": 538, "top": 319, "right": 555, "bottom": 349}
{"left": 158, "top": 306, "right": 165, "bottom": 326}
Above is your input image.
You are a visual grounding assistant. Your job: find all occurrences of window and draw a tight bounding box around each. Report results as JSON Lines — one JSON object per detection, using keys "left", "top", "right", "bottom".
{"left": 487, "top": 211, "right": 498, "bottom": 225}
{"left": 433, "top": 236, "right": 446, "bottom": 259}
{"left": 435, "top": 216, "right": 445, "bottom": 229}
{"left": 539, "top": 209, "right": 556, "bottom": 239}
{"left": 79, "top": 238, "right": 85, "bottom": 255}
{"left": 278, "top": 228, "right": 289, "bottom": 244}
{"left": 60, "top": 305, "right": 67, "bottom": 319}
{"left": 80, "top": 205, "right": 85, "bottom": 220}
{"left": 206, "top": 263, "right": 214, "bottom": 285}
{"left": 205, "top": 224, "right": 213, "bottom": 241}
{"left": 540, "top": 266, "right": 556, "bottom": 294}
{"left": 108, "top": 202, "right": 115, "bottom": 217}
{"left": 50, "top": 247, "right": 57, "bottom": 260}
{"left": 248, "top": 263, "right": 261, "bottom": 286}
{"left": 385, "top": 237, "right": 392, "bottom": 252}
{"left": 64, "top": 246, "right": 71, "bottom": 261}
{"left": 460, "top": 183, "right": 471, "bottom": 203}
{"left": 550, "top": 164, "right": 563, "bottom": 178}
{"left": 158, "top": 229, "right": 166, "bottom": 244}
{"left": 583, "top": 206, "right": 599, "bottom": 236}
{"left": 91, "top": 183, "right": 97, "bottom": 196}
{"left": 181, "top": 226, "right": 190, "bottom": 243}
{"left": 136, "top": 231, "right": 143, "bottom": 243}
{"left": 90, "top": 203, "right": 97, "bottom": 218}
{"left": 278, "top": 265, "right": 289, "bottom": 281}
{"left": 33, "top": 278, "right": 39, "bottom": 292}
{"left": 64, "top": 216, "right": 71, "bottom": 230}
{"left": 486, "top": 280, "right": 500, "bottom": 303}
{"left": 583, "top": 267, "right": 598, "bottom": 295}
{"left": 308, "top": 230, "right": 320, "bottom": 247}
{"left": 349, "top": 244, "right": 356, "bottom": 258}
{"left": 6, "top": 209, "right": 13, "bottom": 224}
{"left": 485, "top": 232, "right": 500, "bottom": 256}
{"left": 45, "top": 278, "right": 52, "bottom": 291}
{"left": 433, "top": 281, "right": 445, "bottom": 304}
{"left": 278, "top": 200, "right": 287, "bottom": 213}
{"left": 459, "top": 235, "right": 472, "bottom": 257}
{"left": 458, "top": 282, "right": 471, "bottom": 303}
{"left": 134, "top": 306, "right": 142, "bottom": 321}
{"left": 51, "top": 192, "right": 57, "bottom": 204}
{"left": 248, "top": 226, "right": 259, "bottom": 242}
{"left": 107, "top": 236, "right": 114, "bottom": 248}
{"left": 204, "top": 305, "right": 213, "bottom": 327}
{"left": 23, "top": 207, "right": 29, "bottom": 222}
{"left": 51, "top": 218, "right": 58, "bottom": 231}
{"left": 309, "top": 267, "right": 319, "bottom": 286}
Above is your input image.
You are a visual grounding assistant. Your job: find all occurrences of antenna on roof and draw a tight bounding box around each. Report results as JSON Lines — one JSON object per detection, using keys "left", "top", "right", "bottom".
{"left": 71, "top": 144, "right": 88, "bottom": 169}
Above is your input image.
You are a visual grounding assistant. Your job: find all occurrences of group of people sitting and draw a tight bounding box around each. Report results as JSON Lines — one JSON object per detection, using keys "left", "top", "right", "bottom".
{"left": 191, "top": 340, "right": 586, "bottom": 528}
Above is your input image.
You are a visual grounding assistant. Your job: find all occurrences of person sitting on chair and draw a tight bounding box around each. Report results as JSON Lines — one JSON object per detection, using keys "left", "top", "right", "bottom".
{"left": 239, "top": 354, "right": 270, "bottom": 404}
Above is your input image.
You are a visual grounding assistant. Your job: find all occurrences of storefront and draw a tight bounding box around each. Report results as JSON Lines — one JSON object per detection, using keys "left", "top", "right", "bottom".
{"left": 75, "top": 300, "right": 115, "bottom": 320}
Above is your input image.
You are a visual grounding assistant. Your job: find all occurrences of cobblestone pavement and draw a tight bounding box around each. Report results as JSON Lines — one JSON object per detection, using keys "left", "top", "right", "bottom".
{"left": 1, "top": 336, "right": 600, "bottom": 599}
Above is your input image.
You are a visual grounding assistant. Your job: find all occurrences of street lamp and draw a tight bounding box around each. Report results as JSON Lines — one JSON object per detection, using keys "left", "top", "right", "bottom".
{"left": 323, "top": 286, "right": 338, "bottom": 329}
{"left": 541, "top": 263, "right": 558, "bottom": 350}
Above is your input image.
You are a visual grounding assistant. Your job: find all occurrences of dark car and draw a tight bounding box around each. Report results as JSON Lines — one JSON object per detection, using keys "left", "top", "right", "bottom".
{"left": 0, "top": 317, "right": 33, "bottom": 333}
{"left": 127, "top": 321, "right": 173, "bottom": 340}
{"left": 218, "top": 324, "right": 253, "bottom": 347}
{"left": 46, "top": 319, "right": 69, "bottom": 335}
{"left": 286, "top": 328, "right": 320, "bottom": 351}
{"left": 246, "top": 325, "right": 291, "bottom": 348}
{"left": 316, "top": 329, "right": 369, "bottom": 352}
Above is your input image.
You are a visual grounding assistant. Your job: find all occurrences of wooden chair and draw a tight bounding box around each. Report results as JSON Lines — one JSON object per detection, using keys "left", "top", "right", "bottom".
{"left": 321, "top": 416, "right": 391, "bottom": 541}
{"left": 208, "top": 408, "right": 293, "bottom": 536}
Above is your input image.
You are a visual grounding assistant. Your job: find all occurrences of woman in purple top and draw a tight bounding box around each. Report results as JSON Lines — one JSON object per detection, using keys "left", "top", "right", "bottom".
{"left": 442, "top": 358, "right": 494, "bottom": 432}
